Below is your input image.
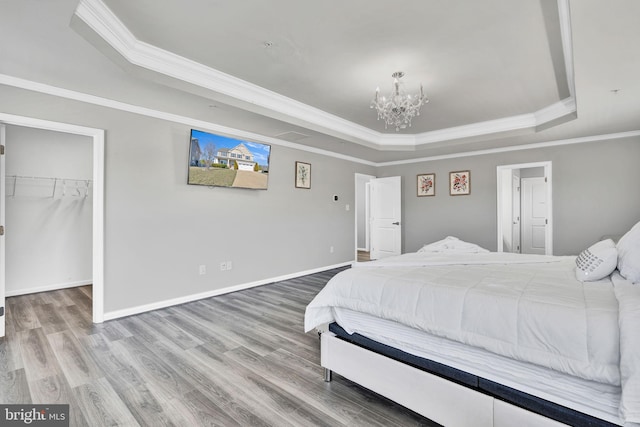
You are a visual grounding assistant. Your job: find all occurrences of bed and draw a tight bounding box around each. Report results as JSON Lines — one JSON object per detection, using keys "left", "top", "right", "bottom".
{"left": 305, "top": 225, "right": 640, "bottom": 427}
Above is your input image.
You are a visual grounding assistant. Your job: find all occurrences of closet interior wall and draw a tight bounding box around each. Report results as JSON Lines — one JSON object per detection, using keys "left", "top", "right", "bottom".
{"left": 5, "top": 125, "right": 93, "bottom": 296}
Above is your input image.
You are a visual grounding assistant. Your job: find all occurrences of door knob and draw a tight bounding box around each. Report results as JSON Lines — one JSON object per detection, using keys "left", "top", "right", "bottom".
{"left": 392, "top": 222, "right": 400, "bottom": 225}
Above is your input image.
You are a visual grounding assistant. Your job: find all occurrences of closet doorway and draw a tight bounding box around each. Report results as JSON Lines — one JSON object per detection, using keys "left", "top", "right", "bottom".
{"left": 355, "top": 173, "right": 375, "bottom": 262}
{"left": 496, "top": 161, "right": 553, "bottom": 255}
{"left": 0, "top": 114, "right": 104, "bottom": 338}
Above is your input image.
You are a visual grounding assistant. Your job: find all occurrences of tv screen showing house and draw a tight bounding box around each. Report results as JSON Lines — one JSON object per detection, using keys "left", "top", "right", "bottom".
{"left": 188, "top": 129, "right": 271, "bottom": 190}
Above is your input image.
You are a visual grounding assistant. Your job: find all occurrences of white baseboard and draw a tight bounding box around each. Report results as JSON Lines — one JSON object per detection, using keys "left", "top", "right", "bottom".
{"left": 103, "top": 262, "right": 351, "bottom": 321}
{"left": 6, "top": 280, "right": 93, "bottom": 297}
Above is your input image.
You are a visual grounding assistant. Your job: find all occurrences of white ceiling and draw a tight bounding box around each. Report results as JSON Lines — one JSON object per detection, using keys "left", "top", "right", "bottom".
{"left": 100, "top": 0, "right": 563, "bottom": 130}
{"left": 2, "top": 0, "right": 639, "bottom": 162}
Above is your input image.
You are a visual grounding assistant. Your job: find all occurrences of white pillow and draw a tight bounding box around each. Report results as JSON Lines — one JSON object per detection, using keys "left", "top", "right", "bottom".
{"left": 617, "top": 221, "right": 640, "bottom": 284}
{"left": 417, "top": 236, "right": 489, "bottom": 253}
{"left": 575, "top": 239, "right": 618, "bottom": 282}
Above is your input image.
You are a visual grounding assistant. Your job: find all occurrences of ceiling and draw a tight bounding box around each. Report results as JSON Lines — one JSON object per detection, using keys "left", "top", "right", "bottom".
{"left": 3, "top": 0, "right": 639, "bottom": 163}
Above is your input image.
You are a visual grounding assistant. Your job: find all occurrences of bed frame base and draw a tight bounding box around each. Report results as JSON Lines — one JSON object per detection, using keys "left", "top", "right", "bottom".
{"left": 323, "top": 367, "right": 332, "bottom": 382}
{"left": 321, "top": 332, "right": 569, "bottom": 427}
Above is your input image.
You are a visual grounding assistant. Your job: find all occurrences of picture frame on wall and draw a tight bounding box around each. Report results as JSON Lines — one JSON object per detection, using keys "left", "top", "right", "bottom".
{"left": 449, "top": 170, "right": 470, "bottom": 195}
{"left": 417, "top": 173, "right": 435, "bottom": 197}
{"left": 295, "top": 161, "right": 311, "bottom": 189}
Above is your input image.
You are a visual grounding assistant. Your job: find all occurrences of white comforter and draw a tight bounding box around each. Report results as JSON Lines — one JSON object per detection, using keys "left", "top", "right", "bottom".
{"left": 306, "top": 251, "right": 621, "bottom": 384}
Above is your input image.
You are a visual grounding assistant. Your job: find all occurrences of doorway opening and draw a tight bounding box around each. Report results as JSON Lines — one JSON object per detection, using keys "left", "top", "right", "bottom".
{"left": 496, "top": 161, "right": 553, "bottom": 255}
{"left": 355, "top": 173, "right": 375, "bottom": 262}
{"left": 0, "top": 114, "right": 104, "bottom": 336}
{"left": 354, "top": 174, "right": 402, "bottom": 262}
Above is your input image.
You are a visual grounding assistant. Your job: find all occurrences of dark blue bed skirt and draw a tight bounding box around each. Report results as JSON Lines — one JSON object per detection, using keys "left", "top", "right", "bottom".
{"left": 328, "top": 322, "right": 616, "bottom": 427}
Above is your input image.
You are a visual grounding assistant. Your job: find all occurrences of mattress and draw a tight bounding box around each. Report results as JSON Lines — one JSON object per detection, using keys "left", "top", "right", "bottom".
{"left": 332, "top": 306, "right": 622, "bottom": 425}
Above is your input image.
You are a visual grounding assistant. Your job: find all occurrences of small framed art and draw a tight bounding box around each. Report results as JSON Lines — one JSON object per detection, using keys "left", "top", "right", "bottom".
{"left": 417, "top": 173, "right": 435, "bottom": 197}
{"left": 449, "top": 170, "right": 470, "bottom": 195}
{"left": 295, "top": 161, "right": 311, "bottom": 189}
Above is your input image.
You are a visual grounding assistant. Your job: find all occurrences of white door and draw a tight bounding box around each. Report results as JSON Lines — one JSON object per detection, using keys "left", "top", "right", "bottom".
{"left": 522, "top": 177, "right": 547, "bottom": 255}
{"left": 511, "top": 174, "right": 521, "bottom": 253}
{"left": 370, "top": 176, "right": 401, "bottom": 260}
{"left": 0, "top": 124, "right": 5, "bottom": 337}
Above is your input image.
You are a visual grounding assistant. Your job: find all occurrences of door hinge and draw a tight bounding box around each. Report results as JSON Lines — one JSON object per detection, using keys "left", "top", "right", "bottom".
{"left": 545, "top": 219, "right": 548, "bottom": 225}
{"left": 0, "top": 145, "right": 4, "bottom": 155}
{"left": 0, "top": 307, "right": 4, "bottom": 317}
{"left": 544, "top": 177, "right": 547, "bottom": 183}
{"left": 0, "top": 225, "right": 4, "bottom": 236}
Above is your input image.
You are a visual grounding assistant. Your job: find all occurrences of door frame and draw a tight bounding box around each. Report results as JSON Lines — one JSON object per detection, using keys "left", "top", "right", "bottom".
{"left": 0, "top": 125, "right": 5, "bottom": 336}
{"left": 496, "top": 161, "right": 553, "bottom": 255}
{"left": 511, "top": 171, "right": 521, "bottom": 253}
{"left": 0, "top": 113, "right": 105, "bottom": 323}
{"left": 354, "top": 173, "right": 376, "bottom": 261}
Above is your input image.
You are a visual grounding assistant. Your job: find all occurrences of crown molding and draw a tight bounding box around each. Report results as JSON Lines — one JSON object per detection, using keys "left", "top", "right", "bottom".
{"left": 0, "top": 73, "right": 377, "bottom": 166}
{"left": 1, "top": 73, "right": 636, "bottom": 169}
{"left": 73, "top": 0, "right": 577, "bottom": 151}
{"left": 378, "top": 129, "right": 640, "bottom": 167}
{"left": 74, "top": 0, "right": 383, "bottom": 150}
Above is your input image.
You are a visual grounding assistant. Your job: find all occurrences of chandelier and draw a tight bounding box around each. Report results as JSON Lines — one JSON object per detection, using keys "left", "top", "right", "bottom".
{"left": 371, "top": 71, "right": 428, "bottom": 131}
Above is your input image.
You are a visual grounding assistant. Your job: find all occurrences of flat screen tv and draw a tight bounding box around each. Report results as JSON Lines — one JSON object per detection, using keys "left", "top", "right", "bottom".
{"left": 188, "top": 129, "right": 271, "bottom": 190}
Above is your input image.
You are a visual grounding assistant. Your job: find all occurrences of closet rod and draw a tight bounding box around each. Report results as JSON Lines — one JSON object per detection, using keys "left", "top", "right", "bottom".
{"left": 8, "top": 175, "right": 92, "bottom": 198}
{"left": 8, "top": 175, "right": 92, "bottom": 183}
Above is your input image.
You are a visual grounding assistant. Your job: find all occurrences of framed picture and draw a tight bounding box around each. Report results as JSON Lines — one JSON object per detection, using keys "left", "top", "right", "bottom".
{"left": 295, "top": 161, "right": 311, "bottom": 189}
{"left": 449, "top": 170, "right": 470, "bottom": 195}
{"left": 417, "top": 173, "right": 435, "bottom": 197}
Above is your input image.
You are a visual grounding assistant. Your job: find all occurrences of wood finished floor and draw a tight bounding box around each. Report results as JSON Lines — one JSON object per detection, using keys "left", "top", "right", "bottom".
{"left": 1, "top": 268, "right": 438, "bottom": 426}
{"left": 357, "top": 251, "right": 371, "bottom": 263}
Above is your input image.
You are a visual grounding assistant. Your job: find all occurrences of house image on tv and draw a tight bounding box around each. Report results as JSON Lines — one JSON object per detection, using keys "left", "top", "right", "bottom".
{"left": 190, "top": 137, "right": 202, "bottom": 166}
{"left": 214, "top": 143, "right": 258, "bottom": 171}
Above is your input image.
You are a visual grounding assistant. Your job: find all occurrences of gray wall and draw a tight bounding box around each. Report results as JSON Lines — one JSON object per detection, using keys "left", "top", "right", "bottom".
{"left": 520, "top": 167, "right": 544, "bottom": 178}
{"left": 0, "top": 86, "right": 375, "bottom": 315}
{"left": 379, "top": 138, "right": 640, "bottom": 255}
{"left": 5, "top": 126, "right": 93, "bottom": 295}
{"left": 2, "top": 84, "right": 639, "bottom": 318}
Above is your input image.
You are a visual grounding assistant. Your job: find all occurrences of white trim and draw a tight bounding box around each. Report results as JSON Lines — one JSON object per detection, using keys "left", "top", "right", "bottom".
{"left": 534, "top": 97, "right": 576, "bottom": 125}
{"left": 1, "top": 74, "right": 638, "bottom": 168}
{"left": 354, "top": 173, "right": 376, "bottom": 261}
{"left": 0, "top": 113, "right": 105, "bottom": 323}
{"left": 0, "top": 124, "right": 5, "bottom": 338}
{"left": 73, "top": 0, "right": 577, "bottom": 149}
{"left": 6, "top": 280, "right": 93, "bottom": 297}
{"left": 379, "top": 130, "right": 640, "bottom": 166}
{"left": 102, "top": 262, "right": 351, "bottom": 321}
{"left": 0, "top": 74, "right": 377, "bottom": 167}
{"left": 558, "top": 0, "right": 576, "bottom": 98}
{"left": 74, "top": 0, "right": 383, "bottom": 150}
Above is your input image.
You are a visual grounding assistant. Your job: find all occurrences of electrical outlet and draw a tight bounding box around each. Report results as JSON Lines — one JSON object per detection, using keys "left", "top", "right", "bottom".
{"left": 330, "top": 246, "right": 334, "bottom": 253}
{"left": 345, "top": 204, "right": 350, "bottom": 211}
{"left": 199, "top": 265, "right": 206, "bottom": 275}
{"left": 220, "top": 262, "right": 227, "bottom": 271}
{"left": 227, "top": 261, "right": 233, "bottom": 270}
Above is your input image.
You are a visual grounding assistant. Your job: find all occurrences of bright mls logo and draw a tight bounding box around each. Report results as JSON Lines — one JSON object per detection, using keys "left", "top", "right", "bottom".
{"left": 1, "top": 405, "right": 69, "bottom": 426}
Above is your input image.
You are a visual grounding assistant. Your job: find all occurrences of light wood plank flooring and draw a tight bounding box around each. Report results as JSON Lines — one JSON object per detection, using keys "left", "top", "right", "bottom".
{"left": 1, "top": 268, "right": 438, "bottom": 426}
